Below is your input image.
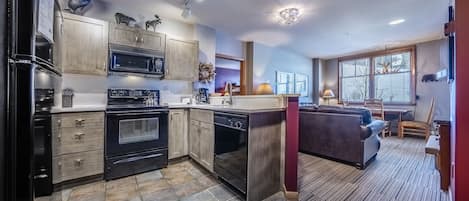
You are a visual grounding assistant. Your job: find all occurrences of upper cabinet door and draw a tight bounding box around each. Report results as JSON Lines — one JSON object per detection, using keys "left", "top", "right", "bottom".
{"left": 165, "top": 39, "right": 199, "bottom": 81}
{"left": 109, "top": 23, "right": 138, "bottom": 47}
{"left": 109, "top": 23, "right": 166, "bottom": 52}
{"left": 138, "top": 31, "right": 166, "bottom": 52}
{"left": 61, "top": 13, "right": 108, "bottom": 76}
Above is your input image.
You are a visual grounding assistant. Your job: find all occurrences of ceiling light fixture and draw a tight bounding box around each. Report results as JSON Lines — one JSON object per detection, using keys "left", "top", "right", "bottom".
{"left": 181, "top": 0, "right": 192, "bottom": 19}
{"left": 389, "top": 19, "right": 405, "bottom": 25}
{"left": 279, "top": 8, "right": 301, "bottom": 25}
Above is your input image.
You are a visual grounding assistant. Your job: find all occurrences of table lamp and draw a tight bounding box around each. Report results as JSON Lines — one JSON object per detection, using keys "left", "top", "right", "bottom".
{"left": 323, "top": 89, "right": 335, "bottom": 105}
{"left": 256, "top": 82, "right": 274, "bottom": 95}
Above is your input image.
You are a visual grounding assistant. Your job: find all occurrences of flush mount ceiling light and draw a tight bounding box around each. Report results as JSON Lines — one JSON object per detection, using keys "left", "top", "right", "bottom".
{"left": 181, "top": 0, "right": 192, "bottom": 19}
{"left": 279, "top": 8, "right": 301, "bottom": 25}
{"left": 389, "top": 19, "right": 405, "bottom": 25}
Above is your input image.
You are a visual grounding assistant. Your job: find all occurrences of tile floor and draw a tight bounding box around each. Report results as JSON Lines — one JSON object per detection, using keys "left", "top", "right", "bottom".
{"left": 35, "top": 160, "right": 259, "bottom": 201}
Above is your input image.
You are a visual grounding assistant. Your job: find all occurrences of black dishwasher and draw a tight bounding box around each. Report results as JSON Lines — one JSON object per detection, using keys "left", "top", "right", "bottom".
{"left": 214, "top": 112, "right": 248, "bottom": 195}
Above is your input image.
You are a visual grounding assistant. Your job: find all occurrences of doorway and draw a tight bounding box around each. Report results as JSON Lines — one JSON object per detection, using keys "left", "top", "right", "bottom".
{"left": 214, "top": 54, "right": 246, "bottom": 95}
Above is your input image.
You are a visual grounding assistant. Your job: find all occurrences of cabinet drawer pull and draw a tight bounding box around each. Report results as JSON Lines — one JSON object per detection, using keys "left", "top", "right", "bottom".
{"left": 74, "top": 159, "right": 84, "bottom": 167}
{"left": 74, "top": 133, "right": 85, "bottom": 140}
{"left": 75, "top": 119, "right": 85, "bottom": 126}
{"left": 57, "top": 134, "right": 62, "bottom": 142}
{"left": 57, "top": 120, "right": 61, "bottom": 127}
{"left": 57, "top": 162, "right": 62, "bottom": 169}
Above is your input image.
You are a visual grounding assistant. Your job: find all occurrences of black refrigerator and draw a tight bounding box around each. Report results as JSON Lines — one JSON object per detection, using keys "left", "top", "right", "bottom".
{"left": 6, "top": 0, "right": 62, "bottom": 200}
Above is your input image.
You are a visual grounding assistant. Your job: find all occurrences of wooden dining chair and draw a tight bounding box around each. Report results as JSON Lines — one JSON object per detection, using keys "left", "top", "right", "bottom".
{"left": 364, "top": 99, "right": 391, "bottom": 138}
{"left": 399, "top": 97, "right": 435, "bottom": 141}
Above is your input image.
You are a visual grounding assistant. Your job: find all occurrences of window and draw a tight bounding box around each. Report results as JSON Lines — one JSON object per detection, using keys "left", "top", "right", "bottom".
{"left": 276, "top": 71, "right": 309, "bottom": 97}
{"left": 339, "top": 47, "right": 415, "bottom": 104}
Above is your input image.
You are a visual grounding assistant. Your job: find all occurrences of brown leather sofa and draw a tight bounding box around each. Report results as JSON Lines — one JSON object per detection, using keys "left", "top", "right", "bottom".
{"left": 299, "top": 105, "right": 384, "bottom": 169}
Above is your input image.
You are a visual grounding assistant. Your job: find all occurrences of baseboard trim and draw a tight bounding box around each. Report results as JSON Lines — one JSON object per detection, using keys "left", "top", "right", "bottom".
{"left": 283, "top": 185, "right": 299, "bottom": 201}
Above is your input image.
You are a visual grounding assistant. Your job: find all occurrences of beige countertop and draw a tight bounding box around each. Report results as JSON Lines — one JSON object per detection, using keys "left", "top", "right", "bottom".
{"left": 51, "top": 105, "right": 106, "bottom": 113}
{"left": 167, "top": 104, "right": 286, "bottom": 114}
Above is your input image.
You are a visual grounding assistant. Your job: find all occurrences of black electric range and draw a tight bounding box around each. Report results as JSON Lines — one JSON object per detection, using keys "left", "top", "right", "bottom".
{"left": 105, "top": 88, "right": 169, "bottom": 180}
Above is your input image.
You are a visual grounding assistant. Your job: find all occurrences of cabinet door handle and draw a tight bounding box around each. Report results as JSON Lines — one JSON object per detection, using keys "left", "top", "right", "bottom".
{"left": 57, "top": 134, "right": 62, "bottom": 142}
{"left": 135, "top": 36, "right": 139, "bottom": 42}
{"left": 57, "top": 120, "right": 61, "bottom": 127}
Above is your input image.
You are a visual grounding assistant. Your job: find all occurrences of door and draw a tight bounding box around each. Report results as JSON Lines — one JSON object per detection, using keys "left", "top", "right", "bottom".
{"left": 109, "top": 23, "right": 138, "bottom": 47}
{"left": 199, "top": 122, "right": 214, "bottom": 172}
{"left": 138, "top": 31, "right": 166, "bottom": 52}
{"left": 61, "top": 13, "right": 108, "bottom": 76}
{"left": 168, "top": 110, "right": 188, "bottom": 159}
{"left": 189, "top": 120, "right": 200, "bottom": 160}
{"left": 165, "top": 39, "right": 198, "bottom": 81}
{"left": 106, "top": 111, "right": 168, "bottom": 157}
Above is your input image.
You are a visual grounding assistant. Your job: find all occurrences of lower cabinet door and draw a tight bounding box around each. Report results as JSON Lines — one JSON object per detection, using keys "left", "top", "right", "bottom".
{"left": 169, "top": 110, "right": 188, "bottom": 159}
{"left": 189, "top": 120, "right": 201, "bottom": 160}
{"left": 52, "top": 150, "right": 104, "bottom": 184}
{"left": 199, "top": 122, "right": 214, "bottom": 172}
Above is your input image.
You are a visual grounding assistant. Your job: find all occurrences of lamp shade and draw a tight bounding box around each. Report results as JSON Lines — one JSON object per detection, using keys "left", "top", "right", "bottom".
{"left": 256, "top": 82, "right": 274, "bottom": 95}
{"left": 323, "top": 89, "right": 335, "bottom": 98}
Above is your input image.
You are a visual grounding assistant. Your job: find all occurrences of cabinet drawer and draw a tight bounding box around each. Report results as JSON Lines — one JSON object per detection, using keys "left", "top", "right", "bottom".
{"left": 190, "top": 109, "right": 213, "bottom": 123}
{"left": 53, "top": 150, "right": 104, "bottom": 184}
{"left": 52, "top": 112, "right": 104, "bottom": 129}
{"left": 53, "top": 127, "right": 104, "bottom": 156}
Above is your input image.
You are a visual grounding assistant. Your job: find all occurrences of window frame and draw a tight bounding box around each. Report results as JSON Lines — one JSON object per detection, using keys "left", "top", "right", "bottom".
{"left": 276, "top": 71, "right": 309, "bottom": 97}
{"left": 338, "top": 46, "right": 417, "bottom": 105}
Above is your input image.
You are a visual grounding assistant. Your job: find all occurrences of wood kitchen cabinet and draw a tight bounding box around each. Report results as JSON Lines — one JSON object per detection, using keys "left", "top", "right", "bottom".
{"left": 165, "top": 39, "right": 199, "bottom": 81}
{"left": 199, "top": 122, "right": 214, "bottom": 170}
{"left": 59, "top": 13, "right": 108, "bottom": 76}
{"left": 168, "top": 109, "right": 189, "bottom": 159}
{"left": 189, "top": 120, "right": 201, "bottom": 160}
{"left": 51, "top": 112, "right": 104, "bottom": 184}
{"left": 109, "top": 23, "right": 166, "bottom": 52}
{"left": 189, "top": 109, "right": 214, "bottom": 172}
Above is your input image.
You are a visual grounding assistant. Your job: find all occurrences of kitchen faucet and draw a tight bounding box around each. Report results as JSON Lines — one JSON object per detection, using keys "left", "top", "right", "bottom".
{"left": 223, "top": 81, "right": 233, "bottom": 105}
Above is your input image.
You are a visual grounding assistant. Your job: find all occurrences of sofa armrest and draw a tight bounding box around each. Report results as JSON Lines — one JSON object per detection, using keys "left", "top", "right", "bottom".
{"left": 362, "top": 120, "right": 385, "bottom": 139}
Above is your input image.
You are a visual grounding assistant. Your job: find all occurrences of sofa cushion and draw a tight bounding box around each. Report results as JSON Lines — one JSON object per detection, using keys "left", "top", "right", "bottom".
{"left": 300, "top": 105, "right": 373, "bottom": 125}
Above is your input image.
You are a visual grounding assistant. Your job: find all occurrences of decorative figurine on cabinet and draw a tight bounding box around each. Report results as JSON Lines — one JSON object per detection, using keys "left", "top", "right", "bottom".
{"left": 115, "top": 12, "right": 136, "bottom": 26}
{"left": 145, "top": 15, "right": 162, "bottom": 31}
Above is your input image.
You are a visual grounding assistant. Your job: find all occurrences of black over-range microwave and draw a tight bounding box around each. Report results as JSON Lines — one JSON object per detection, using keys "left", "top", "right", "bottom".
{"left": 109, "top": 44, "right": 165, "bottom": 77}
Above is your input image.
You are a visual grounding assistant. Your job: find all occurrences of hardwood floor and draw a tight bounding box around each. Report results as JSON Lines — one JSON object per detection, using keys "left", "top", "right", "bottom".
{"left": 299, "top": 137, "right": 450, "bottom": 201}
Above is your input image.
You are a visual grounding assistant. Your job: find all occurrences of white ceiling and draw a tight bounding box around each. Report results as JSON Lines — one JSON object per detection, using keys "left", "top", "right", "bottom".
{"left": 92, "top": 0, "right": 448, "bottom": 59}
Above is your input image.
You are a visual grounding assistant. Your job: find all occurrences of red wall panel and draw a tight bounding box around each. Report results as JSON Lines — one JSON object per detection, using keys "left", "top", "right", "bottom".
{"left": 454, "top": 0, "right": 469, "bottom": 200}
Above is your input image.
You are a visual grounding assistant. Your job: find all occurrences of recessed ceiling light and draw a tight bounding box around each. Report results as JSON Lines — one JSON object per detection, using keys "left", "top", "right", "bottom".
{"left": 279, "top": 8, "right": 301, "bottom": 25}
{"left": 389, "top": 19, "right": 405, "bottom": 25}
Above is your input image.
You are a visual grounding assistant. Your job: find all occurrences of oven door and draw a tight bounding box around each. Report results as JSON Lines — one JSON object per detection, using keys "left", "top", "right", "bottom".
{"left": 214, "top": 123, "right": 248, "bottom": 195}
{"left": 106, "top": 110, "right": 168, "bottom": 157}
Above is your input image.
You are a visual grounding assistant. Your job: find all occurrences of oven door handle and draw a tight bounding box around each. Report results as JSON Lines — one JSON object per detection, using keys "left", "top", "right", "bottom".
{"left": 112, "top": 112, "right": 163, "bottom": 117}
{"left": 113, "top": 153, "right": 164, "bottom": 165}
{"left": 106, "top": 110, "right": 168, "bottom": 116}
